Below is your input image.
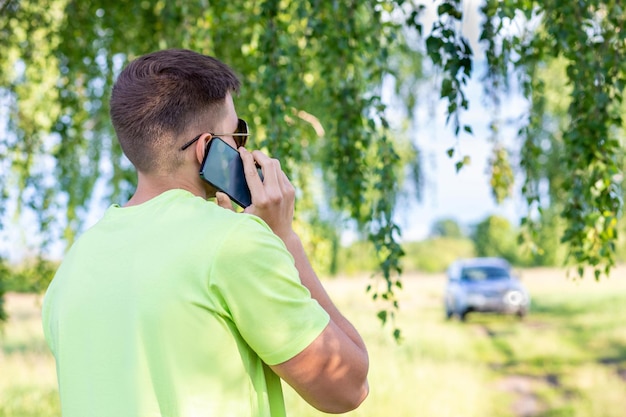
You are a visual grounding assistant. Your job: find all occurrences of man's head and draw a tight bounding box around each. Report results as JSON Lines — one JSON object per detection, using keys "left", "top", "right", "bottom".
{"left": 110, "top": 49, "right": 240, "bottom": 174}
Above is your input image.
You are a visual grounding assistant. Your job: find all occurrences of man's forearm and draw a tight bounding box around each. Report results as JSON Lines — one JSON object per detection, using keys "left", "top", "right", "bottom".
{"left": 280, "top": 231, "right": 368, "bottom": 353}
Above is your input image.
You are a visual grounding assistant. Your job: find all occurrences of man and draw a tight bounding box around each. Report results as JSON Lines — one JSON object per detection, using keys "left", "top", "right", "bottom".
{"left": 42, "top": 49, "right": 369, "bottom": 417}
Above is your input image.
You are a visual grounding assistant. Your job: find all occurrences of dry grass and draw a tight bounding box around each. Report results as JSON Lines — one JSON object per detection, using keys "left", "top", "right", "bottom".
{"left": 2, "top": 266, "right": 626, "bottom": 416}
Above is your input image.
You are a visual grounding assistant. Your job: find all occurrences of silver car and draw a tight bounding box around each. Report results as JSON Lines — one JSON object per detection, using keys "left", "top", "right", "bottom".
{"left": 444, "top": 257, "right": 530, "bottom": 321}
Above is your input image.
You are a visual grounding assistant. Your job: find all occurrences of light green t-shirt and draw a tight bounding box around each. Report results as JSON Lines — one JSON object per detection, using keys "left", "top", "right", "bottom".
{"left": 42, "top": 189, "right": 330, "bottom": 417}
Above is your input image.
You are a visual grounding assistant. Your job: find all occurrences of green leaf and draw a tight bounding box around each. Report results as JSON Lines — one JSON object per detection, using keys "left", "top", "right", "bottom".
{"left": 377, "top": 310, "right": 388, "bottom": 325}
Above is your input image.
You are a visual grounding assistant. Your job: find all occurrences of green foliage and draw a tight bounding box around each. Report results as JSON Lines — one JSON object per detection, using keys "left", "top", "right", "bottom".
{"left": 430, "top": 217, "right": 465, "bottom": 239}
{"left": 402, "top": 237, "right": 475, "bottom": 273}
{"left": 3, "top": 259, "right": 58, "bottom": 294}
{"left": 488, "top": 146, "right": 514, "bottom": 204}
{"left": 0, "top": 260, "right": 7, "bottom": 323}
{"left": 472, "top": 215, "right": 520, "bottom": 264}
{"left": 334, "top": 240, "right": 379, "bottom": 277}
{"left": 471, "top": 211, "right": 568, "bottom": 268}
{"left": 422, "top": 0, "right": 626, "bottom": 279}
{"left": 338, "top": 220, "right": 571, "bottom": 273}
{"left": 425, "top": 0, "right": 473, "bottom": 139}
{"left": 0, "top": 387, "right": 59, "bottom": 417}
{"left": 0, "top": 0, "right": 428, "bottom": 339}
{"left": 610, "top": 210, "right": 626, "bottom": 264}
{"left": 519, "top": 207, "right": 568, "bottom": 267}
{"left": 335, "top": 236, "right": 474, "bottom": 275}
{"left": 292, "top": 216, "right": 339, "bottom": 277}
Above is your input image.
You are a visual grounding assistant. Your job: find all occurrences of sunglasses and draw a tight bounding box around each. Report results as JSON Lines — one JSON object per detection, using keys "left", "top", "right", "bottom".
{"left": 180, "top": 118, "right": 249, "bottom": 151}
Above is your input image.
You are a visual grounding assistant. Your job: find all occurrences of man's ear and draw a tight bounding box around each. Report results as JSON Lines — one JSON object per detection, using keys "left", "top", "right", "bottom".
{"left": 195, "top": 134, "right": 212, "bottom": 164}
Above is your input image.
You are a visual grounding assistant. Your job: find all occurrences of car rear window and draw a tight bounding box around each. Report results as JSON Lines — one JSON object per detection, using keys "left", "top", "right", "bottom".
{"left": 461, "top": 266, "right": 509, "bottom": 281}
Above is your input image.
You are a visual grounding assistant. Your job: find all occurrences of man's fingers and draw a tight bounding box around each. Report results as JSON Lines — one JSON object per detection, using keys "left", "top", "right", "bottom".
{"left": 251, "top": 151, "right": 284, "bottom": 207}
{"left": 279, "top": 171, "right": 296, "bottom": 199}
{"left": 240, "top": 148, "right": 283, "bottom": 206}
{"left": 238, "top": 148, "right": 295, "bottom": 237}
{"left": 215, "top": 192, "right": 235, "bottom": 211}
{"left": 251, "top": 151, "right": 278, "bottom": 184}
{"left": 239, "top": 147, "right": 264, "bottom": 189}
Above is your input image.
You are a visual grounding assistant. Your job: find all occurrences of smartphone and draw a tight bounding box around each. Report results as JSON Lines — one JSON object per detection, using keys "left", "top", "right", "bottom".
{"left": 199, "top": 137, "right": 259, "bottom": 208}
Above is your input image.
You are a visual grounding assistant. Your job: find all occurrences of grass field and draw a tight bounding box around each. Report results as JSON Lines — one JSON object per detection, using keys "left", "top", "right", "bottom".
{"left": 2, "top": 266, "right": 626, "bottom": 416}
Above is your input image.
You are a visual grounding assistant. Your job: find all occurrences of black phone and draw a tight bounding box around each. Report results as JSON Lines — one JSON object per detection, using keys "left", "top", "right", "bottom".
{"left": 199, "top": 137, "right": 259, "bottom": 208}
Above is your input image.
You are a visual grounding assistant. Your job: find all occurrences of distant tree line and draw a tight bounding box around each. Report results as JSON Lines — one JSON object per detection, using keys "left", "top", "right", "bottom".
{"left": 340, "top": 214, "right": 626, "bottom": 276}
{"left": 424, "top": 213, "right": 626, "bottom": 273}
{"left": 427, "top": 215, "right": 567, "bottom": 269}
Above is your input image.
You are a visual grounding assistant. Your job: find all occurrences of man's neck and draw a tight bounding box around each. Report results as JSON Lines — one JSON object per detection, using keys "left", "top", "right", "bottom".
{"left": 124, "top": 171, "right": 206, "bottom": 207}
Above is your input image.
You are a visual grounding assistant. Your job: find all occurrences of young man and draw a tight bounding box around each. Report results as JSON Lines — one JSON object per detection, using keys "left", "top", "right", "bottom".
{"left": 42, "top": 49, "right": 369, "bottom": 417}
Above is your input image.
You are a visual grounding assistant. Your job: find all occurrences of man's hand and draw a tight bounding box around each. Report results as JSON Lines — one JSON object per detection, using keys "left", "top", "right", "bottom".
{"left": 217, "top": 147, "right": 296, "bottom": 239}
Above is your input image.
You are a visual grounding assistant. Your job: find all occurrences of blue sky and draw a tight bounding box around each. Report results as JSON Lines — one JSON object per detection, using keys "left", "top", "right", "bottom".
{"left": 392, "top": 71, "right": 527, "bottom": 241}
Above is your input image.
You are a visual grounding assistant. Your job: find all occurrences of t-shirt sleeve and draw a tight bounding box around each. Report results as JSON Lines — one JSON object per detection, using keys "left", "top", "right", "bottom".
{"left": 41, "top": 280, "right": 58, "bottom": 355}
{"left": 209, "top": 215, "right": 330, "bottom": 366}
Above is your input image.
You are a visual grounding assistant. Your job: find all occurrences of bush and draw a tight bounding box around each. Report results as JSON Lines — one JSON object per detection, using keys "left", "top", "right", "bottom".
{"left": 402, "top": 237, "right": 476, "bottom": 273}
{"left": 334, "top": 240, "right": 379, "bottom": 276}
{"left": 0, "top": 260, "right": 7, "bottom": 323}
{"left": 4, "top": 258, "right": 59, "bottom": 294}
{"left": 472, "top": 215, "right": 519, "bottom": 263}
{"left": 334, "top": 237, "right": 476, "bottom": 276}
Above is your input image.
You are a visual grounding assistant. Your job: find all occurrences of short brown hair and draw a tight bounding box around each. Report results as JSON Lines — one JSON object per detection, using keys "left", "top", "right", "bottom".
{"left": 110, "top": 49, "right": 240, "bottom": 173}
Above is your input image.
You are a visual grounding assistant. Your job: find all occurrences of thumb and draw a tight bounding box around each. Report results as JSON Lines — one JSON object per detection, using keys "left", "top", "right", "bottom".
{"left": 215, "top": 192, "right": 235, "bottom": 211}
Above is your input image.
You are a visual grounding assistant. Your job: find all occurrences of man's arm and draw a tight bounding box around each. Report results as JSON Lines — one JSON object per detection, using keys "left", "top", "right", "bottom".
{"left": 218, "top": 148, "right": 369, "bottom": 413}
{"left": 271, "top": 231, "right": 369, "bottom": 413}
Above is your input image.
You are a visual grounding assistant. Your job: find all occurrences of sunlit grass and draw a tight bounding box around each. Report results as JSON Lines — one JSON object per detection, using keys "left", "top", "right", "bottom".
{"left": 2, "top": 266, "right": 626, "bottom": 416}
{"left": 0, "top": 294, "right": 59, "bottom": 417}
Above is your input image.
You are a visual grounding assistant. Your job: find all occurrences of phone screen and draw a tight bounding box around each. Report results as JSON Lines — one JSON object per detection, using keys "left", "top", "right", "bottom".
{"left": 199, "top": 138, "right": 253, "bottom": 208}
